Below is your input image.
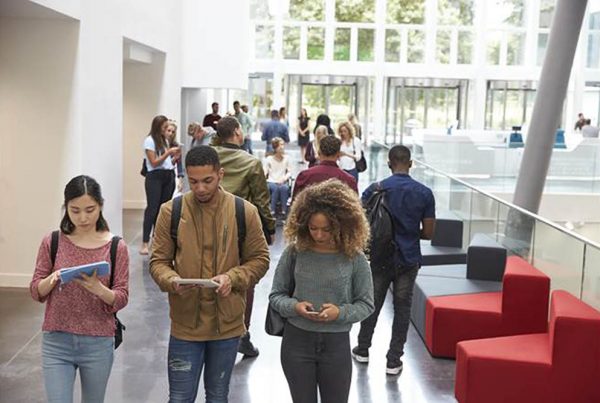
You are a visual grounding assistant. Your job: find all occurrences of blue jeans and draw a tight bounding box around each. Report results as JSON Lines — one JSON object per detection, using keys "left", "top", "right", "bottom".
{"left": 42, "top": 331, "right": 114, "bottom": 403}
{"left": 268, "top": 182, "right": 290, "bottom": 215}
{"left": 168, "top": 335, "right": 239, "bottom": 403}
{"left": 357, "top": 265, "right": 419, "bottom": 361}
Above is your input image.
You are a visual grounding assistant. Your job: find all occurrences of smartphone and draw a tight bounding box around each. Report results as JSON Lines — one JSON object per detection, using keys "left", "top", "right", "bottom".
{"left": 306, "top": 308, "right": 320, "bottom": 316}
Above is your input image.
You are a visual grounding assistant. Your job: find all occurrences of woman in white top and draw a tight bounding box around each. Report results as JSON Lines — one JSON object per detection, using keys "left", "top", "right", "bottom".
{"left": 264, "top": 137, "right": 292, "bottom": 217}
{"left": 337, "top": 121, "right": 362, "bottom": 182}
{"left": 141, "top": 115, "right": 180, "bottom": 255}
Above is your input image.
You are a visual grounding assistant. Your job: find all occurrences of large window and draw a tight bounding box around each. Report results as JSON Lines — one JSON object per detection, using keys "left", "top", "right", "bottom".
{"left": 307, "top": 27, "right": 325, "bottom": 60}
{"left": 487, "top": 0, "right": 525, "bottom": 27}
{"left": 387, "top": 0, "right": 425, "bottom": 24}
{"left": 288, "top": 0, "right": 325, "bottom": 21}
{"left": 588, "top": 12, "right": 600, "bottom": 69}
{"left": 358, "top": 29, "right": 375, "bottom": 61}
{"left": 385, "top": 29, "right": 401, "bottom": 62}
{"left": 283, "top": 26, "right": 301, "bottom": 59}
{"left": 437, "top": 0, "right": 474, "bottom": 25}
{"left": 485, "top": 81, "right": 537, "bottom": 130}
{"left": 255, "top": 25, "right": 275, "bottom": 59}
{"left": 336, "top": 0, "right": 375, "bottom": 22}
{"left": 334, "top": 28, "right": 351, "bottom": 61}
{"left": 538, "top": 0, "right": 555, "bottom": 28}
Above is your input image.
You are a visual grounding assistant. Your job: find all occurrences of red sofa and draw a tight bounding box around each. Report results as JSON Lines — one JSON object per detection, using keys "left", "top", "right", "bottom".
{"left": 455, "top": 290, "right": 600, "bottom": 403}
{"left": 425, "top": 256, "right": 550, "bottom": 358}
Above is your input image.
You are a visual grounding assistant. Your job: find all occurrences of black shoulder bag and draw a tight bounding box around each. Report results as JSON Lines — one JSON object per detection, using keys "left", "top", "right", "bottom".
{"left": 50, "top": 231, "right": 126, "bottom": 349}
{"left": 265, "top": 248, "right": 297, "bottom": 337}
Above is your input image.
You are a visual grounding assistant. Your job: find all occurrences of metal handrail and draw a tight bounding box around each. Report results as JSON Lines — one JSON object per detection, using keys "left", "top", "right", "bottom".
{"left": 373, "top": 140, "right": 600, "bottom": 250}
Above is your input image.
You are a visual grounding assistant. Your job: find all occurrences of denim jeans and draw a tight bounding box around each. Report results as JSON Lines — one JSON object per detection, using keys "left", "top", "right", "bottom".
{"left": 42, "top": 331, "right": 114, "bottom": 403}
{"left": 357, "top": 264, "right": 419, "bottom": 361}
{"left": 268, "top": 182, "right": 290, "bottom": 215}
{"left": 242, "top": 137, "right": 253, "bottom": 154}
{"left": 167, "top": 335, "right": 239, "bottom": 403}
{"left": 281, "top": 323, "right": 352, "bottom": 403}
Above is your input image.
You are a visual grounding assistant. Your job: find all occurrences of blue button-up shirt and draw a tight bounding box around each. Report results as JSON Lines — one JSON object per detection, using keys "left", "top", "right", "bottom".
{"left": 262, "top": 120, "right": 290, "bottom": 152}
{"left": 362, "top": 173, "right": 435, "bottom": 267}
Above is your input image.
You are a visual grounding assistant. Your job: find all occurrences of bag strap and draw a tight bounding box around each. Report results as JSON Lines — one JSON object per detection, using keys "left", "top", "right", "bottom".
{"left": 170, "top": 195, "right": 246, "bottom": 262}
{"left": 50, "top": 230, "right": 59, "bottom": 268}
{"left": 287, "top": 247, "right": 297, "bottom": 296}
{"left": 235, "top": 196, "right": 246, "bottom": 261}
{"left": 109, "top": 236, "right": 121, "bottom": 289}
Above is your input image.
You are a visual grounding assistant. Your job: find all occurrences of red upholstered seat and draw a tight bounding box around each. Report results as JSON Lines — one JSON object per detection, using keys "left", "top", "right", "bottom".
{"left": 455, "top": 290, "right": 600, "bottom": 403}
{"left": 425, "top": 256, "right": 550, "bottom": 358}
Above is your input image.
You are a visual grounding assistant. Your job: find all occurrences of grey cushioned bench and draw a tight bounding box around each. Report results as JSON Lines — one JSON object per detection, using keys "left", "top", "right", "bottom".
{"left": 420, "top": 219, "right": 466, "bottom": 266}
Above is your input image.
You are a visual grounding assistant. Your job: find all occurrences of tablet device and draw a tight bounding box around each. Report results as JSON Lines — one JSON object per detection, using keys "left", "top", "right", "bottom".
{"left": 174, "top": 278, "right": 219, "bottom": 288}
{"left": 59, "top": 261, "right": 110, "bottom": 285}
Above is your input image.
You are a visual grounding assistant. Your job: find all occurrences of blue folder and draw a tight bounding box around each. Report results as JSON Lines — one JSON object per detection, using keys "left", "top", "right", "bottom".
{"left": 59, "top": 261, "right": 110, "bottom": 284}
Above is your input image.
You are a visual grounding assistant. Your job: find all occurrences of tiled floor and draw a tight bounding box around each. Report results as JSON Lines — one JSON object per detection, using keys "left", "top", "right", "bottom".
{"left": 0, "top": 144, "right": 457, "bottom": 402}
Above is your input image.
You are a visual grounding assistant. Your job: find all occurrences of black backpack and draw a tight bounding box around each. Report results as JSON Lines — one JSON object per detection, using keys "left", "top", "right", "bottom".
{"left": 364, "top": 183, "right": 396, "bottom": 270}
{"left": 170, "top": 195, "right": 246, "bottom": 260}
{"left": 50, "top": 231, "right": 126, "bottom": 349}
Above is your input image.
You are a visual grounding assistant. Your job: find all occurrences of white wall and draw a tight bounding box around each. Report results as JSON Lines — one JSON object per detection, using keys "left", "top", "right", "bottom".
{"left": 182, "top": 0, "right": 249, "bottom": 89}
{"left": 0, "top": 0, "right": 183, "bottom": 287}
{"left": 0, "top": 17, "right": 80, "bottom": 287}
{"left": 123, "top": 54, "right": 166, "bottom": 209}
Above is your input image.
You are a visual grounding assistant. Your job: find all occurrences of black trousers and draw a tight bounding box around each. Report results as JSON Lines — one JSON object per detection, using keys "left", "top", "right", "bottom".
{"left": 357, "top": 264, "right": 419, "bottom": 361}
{"left": 143, "top": 169, "right": 175, "bottom": 242}
{"left": 281, "top": 323, "right": 351, "bottom": 403}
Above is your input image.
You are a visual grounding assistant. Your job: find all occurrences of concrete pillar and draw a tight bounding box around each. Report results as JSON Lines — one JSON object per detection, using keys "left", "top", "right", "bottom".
{"left": 512, "top": 0, "right": 587, "bottom": 213}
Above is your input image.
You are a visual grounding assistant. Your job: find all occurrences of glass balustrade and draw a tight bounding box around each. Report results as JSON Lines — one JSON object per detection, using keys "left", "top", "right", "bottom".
{"left": 370, "top": 141, "right": 600, "bottom": 310}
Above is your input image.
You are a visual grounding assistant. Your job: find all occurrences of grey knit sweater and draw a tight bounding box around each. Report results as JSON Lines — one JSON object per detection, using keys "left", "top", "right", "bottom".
{"left": 269, "top": 245, "right": 375, "bottom": 333}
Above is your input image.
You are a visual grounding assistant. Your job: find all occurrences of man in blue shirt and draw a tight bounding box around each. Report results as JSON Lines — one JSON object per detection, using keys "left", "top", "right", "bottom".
{"left": 352, "top": 145, "right": 435, "bottom": 376}
{"left": 261, "top": 110, "right": 289, "bottom": 155}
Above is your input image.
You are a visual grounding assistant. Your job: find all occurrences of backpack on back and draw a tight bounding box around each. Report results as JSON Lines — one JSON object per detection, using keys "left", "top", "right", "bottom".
{"left": 365, "top": 183, "right": 396, "bottom": 270}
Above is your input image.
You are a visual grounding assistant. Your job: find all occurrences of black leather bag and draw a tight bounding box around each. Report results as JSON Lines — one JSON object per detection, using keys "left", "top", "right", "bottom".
{"left": 356, "top": 151, "right": 367, "bottom": 173}
{"left": 265, "top": 249, "right": 297, "bottom": 337}
{"left": 140, "top": 159, "right": 148, "bottom": 177}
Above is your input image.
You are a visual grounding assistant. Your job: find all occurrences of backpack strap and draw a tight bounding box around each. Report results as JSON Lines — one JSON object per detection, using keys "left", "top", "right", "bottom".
{"left": 50, "top": 230, "right": 59, "bottom": 268}
{"left": 109, "top": 236, "right": 121, "bottom": 289}
{"left": 170, "top": 195, "right": 183, "bottom": 258}
{"left": 235, "top": 196, "right": 246, "bottom": 261}
{"left": 169, "top": 195, "right": 246, "bottom": 262}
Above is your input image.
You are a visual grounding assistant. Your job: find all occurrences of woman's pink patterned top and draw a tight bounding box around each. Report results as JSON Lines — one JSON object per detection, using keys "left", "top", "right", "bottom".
{"left": 30, "top": 232, "right": 129, "bottom": 337}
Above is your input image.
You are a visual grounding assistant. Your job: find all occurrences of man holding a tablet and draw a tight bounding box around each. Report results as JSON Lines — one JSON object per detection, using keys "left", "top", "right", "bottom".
{"left": 149, "top": 146, "right": 270, "bottom": 403}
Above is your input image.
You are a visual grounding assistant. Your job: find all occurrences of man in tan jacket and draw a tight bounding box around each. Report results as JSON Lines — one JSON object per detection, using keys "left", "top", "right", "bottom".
{"left": 213, "top": 116, "right": 275, "bottom": 357}
{"left": 150, "top": 145, "right": 269, "bottom": 402}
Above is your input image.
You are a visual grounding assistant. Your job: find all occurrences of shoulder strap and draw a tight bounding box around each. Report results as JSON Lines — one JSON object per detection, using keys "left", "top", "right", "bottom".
{"left": 170, "top": 195, "right": 183, "bottom": 257}
{"left": 109, "top": 236, "right": 121, "bottom": 288}
{"left": 50, "top": 230, "right": 59, "bottom": 268}
{"left": 235, "top": 196, "right": 246, "bottom": 261}
{"left": 288, "top": 247, "right": 297, "bottom": 296}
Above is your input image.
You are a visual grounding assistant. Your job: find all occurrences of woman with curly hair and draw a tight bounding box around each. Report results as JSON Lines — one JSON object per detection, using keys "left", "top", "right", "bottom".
{"left": 269, "top": 179, "right": 374, "bottom": 403}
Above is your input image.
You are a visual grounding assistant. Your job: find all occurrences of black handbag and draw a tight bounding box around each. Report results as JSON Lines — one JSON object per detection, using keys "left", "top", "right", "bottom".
{"left": 356, "top": 151, "right": 367, "bottom": 173}
{"left": 265, "top": 248, "right": 297, "bottom": 336}
{"left": 353, "top": 141, "right": 367, "bottom": 173}
{"left": 140, "top": 159, "right": 148, "bottom": 177}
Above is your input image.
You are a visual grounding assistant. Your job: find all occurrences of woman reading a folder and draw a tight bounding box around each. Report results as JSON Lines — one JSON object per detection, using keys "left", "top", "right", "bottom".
{"left": 30, "top": 175, "right": 129, "bottom": 403}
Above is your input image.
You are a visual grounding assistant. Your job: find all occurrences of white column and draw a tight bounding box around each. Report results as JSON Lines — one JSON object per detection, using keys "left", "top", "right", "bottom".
{"left": 513, "top": 0, "right": 588, "bottom": 213}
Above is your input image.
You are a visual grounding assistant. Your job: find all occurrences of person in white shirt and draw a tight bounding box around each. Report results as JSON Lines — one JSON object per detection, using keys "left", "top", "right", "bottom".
{"left": 264, "top": 137, "right": 292, "bottom": 217}
{"left": 337, "top": 121, "right": 362, "bottom": 182}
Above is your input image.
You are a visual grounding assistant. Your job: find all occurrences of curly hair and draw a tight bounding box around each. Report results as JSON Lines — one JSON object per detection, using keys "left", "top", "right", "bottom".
{"left": 337, "top": 121, "right": 356, "bottom": 140}
{"left": 284, "top": 179, "right": 370, "bottom": 257}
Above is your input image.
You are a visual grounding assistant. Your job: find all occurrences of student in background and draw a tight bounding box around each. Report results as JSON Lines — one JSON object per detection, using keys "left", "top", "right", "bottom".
{"left": 30, "top": 175, "right": 129, "bottom": 403}
{"left": 165, "top": 120, "right": 184, "bottom": 197}
{"left": 141, "top": 115, "right": 180, "bottom": 255}
{"left": 304, "top": 125, "right": 328, "bottom": 168}
{"left": 337, "top": 121, "right": 362, "bottom": 182}
{"left": 263, "top": 137, "right": 292, "bottom": 218}
{"left": 297, "top": 108, "right": 311, "bottom": 162}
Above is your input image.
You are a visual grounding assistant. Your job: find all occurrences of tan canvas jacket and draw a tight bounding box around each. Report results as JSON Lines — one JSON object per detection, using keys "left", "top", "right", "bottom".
{"left": 214, "top": 143, "right": 276, "bottom": 234}
{"left": 149, "top": 189, "right": 270, "bottom": 340}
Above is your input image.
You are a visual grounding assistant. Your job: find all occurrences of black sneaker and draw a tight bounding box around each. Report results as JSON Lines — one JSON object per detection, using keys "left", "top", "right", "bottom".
{"left": 238, "top": 333, "right": 259, "bottom": 357}
{"left": 386, "top": 358, "right": 403, "bottom": 375}
{"left": 351, "top": 346, "right": 369, "bottom": 363}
